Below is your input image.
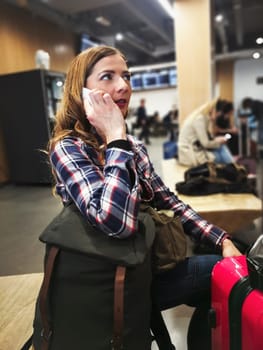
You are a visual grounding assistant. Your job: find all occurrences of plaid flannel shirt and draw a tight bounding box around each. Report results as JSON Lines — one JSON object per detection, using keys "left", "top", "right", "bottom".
{"left": 50, "top": 134, "right": 227, "bottom": 247}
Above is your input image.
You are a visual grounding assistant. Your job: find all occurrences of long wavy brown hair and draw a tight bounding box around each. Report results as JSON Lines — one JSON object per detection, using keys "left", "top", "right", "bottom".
{"left": 48, "top": 46, "right": 127, "bottom": 155}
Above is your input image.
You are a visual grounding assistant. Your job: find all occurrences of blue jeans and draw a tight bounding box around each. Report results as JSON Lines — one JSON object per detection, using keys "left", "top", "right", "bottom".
{"left": 213, "top": 144, "right": 233, "bottom": 164}
{"left": 152, "top": 254, "right": 222, "bottom": 349}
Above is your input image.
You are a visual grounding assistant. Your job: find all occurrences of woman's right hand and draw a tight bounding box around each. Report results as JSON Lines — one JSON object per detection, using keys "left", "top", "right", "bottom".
{"left": 214, "top": 135, "right": 227, "bottom": 144}
{"left": 222, "top": 238, "right": 242, "bottom": 257}
{"left": 83, "top": 89, "right": 127, "bottom": 143}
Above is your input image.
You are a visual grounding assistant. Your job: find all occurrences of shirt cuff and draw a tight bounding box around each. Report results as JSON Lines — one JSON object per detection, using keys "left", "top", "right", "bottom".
{"left": 107, "top": 139, "right": 131, "bottom": 151}
{"left": 217, "top": 234, "right": 232, "bottom": 252}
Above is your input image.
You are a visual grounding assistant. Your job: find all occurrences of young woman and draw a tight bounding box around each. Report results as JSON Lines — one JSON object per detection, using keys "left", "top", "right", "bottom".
{"left": 47, "top": 46, "right": 240, "bottom": 349}
{"left": 178, "top": 99, "right": 234, "bottom": 166}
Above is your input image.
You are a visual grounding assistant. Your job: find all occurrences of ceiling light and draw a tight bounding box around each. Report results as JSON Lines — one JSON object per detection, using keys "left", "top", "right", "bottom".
{"left": 115, "top": 33, "right": 123, "bottom": 41}
{"left": 95, "top": 16, "right": 111, "bottom": 27}
{"left": 158, "top": 0, "right": 174, "bottom": 18}
{"left": 215, "top": 14, "right": 224, "bottom": 23}
{"left": 256, "top": 37, "right": 263, "bottom": 45}
{"left": 252, "top": 52, "right": 261, "bottom": 59}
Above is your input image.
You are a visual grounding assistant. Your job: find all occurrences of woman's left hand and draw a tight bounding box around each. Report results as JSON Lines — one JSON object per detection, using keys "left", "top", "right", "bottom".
{"left": 222, "top": 238, "right": 242, "bottom": 257}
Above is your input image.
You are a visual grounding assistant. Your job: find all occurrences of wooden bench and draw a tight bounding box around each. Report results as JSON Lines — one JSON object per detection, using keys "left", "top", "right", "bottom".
{"left": 0, "top": 273, "right": 42, "bottom": 350}
{"left": 162, "top": 158, "right": 262, "bottom": 233}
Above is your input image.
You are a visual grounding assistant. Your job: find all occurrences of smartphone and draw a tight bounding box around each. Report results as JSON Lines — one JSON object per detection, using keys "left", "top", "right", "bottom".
{"left": 82, "top": 87, "right": 92, "bottom": 100}
{"left": 224, "top": 133, "right": 232, "bottom": 140}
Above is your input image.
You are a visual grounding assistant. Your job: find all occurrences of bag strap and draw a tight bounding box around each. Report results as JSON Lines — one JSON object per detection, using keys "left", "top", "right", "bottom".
{"left": 19, "top": 247, "right": 59, "bottom": 350}
{"left": 39, "top": 245, "right": 60, "bottom": 350}
{"left": 39, "top": 246, "right": 126, "bottom": 350}
{"left": 111, "top": 266, "right": 126, "bottom": 350}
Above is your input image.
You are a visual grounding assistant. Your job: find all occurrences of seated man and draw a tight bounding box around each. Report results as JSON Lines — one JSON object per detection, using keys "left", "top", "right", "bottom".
{"left": 136, "top": 98, "right": 151, "bottom": 145}
{"left": 163, "top": 108, "right": 179, "bottom": 141}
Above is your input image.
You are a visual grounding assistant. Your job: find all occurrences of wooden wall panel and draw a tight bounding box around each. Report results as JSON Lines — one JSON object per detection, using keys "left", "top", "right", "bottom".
{"left": 216, "top": 60, "right": 234, "bottom": 102}
{"left": 0, "top": 2, "right": 77, "bottom": 183}
{"left": 0, "top": 2, "right": 76, "bottom": 74}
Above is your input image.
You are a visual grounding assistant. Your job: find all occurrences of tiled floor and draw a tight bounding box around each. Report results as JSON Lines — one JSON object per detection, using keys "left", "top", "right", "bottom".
{"left": 0, "top": 134, "right": 262, "bottom": 350}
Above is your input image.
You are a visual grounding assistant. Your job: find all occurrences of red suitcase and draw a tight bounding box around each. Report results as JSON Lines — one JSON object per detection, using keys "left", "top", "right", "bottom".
{"left": 210, "top": 255, "right": 263, "bottom": 350}
{"left": 241, "top": 288, "right": 263, "bottom": 349}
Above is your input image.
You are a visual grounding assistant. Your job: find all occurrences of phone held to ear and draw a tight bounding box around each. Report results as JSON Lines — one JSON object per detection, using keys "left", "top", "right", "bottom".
{"left": 82, "top": 87, "right": 92, "bottom": 101}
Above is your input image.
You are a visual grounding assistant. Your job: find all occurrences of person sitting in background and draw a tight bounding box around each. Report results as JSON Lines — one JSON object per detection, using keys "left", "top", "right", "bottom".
{"left": 247, "top": 113, "right": 258, "bottom": 143}
{"left": 213, "top": 100, "right": 239, "bottom": 156}
{"left": 149, "top": 111, "right": 167, "bottom": 137}
{"left": 163, "top": 108, "right": 179, "bottom": 141}
{"left": 178, "top": 98, "right": 234, "bottom": 166}
{"left": 136, "top": 98, "right": 151, "bottom": 145}
{"left": 214, "top": 100, "right": 238, "bottom": 135}
{"left": 241, "top": 97, "right": 263, "bottom": 157}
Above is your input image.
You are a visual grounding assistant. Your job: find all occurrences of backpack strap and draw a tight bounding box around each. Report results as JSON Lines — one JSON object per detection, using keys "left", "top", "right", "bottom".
{"left": 111, "top": 266, "right": 126, "bottom": 350}
{"left": 39, "top": 247, "right": 126, "bottom": 350}
{"left": 39, "top": 245, "right": 60, "bottom": 350}
{"left": 19, "top": 247, "right": 59, "bottom": 350}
